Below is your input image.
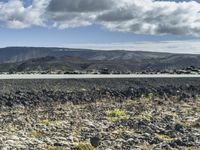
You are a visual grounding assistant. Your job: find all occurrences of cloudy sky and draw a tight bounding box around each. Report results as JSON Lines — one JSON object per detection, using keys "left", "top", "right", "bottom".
{"left": 1, "top": 0, "right": 200, "bottom": 53}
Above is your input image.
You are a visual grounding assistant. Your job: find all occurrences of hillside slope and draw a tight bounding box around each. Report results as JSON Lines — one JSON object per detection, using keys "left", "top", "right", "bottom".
{"left": 0, "top": 47, "right": 200, "bottom": 72}
{"left": 0, "top": 47, "right": 173, "bottom": 63}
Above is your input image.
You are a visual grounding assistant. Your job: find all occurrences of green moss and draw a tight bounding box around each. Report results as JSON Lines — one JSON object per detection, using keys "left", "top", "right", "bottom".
{"left": 140, "top": 93, "right": 154, "bottom": 104}
{"left": 39, "top": 119, "right": 50, "bottom": 126}
{"left": 134, "top": 111, "right": 153, "bottom": 121}
{"left": 168, "top": 111, "right": 178, "bottom": 120}
{"left": 76, "top": 142, "right": 95, "bottom": 150}
{"left": 44, "top": 145, "right": 64, "bottom": 150}
{"left": 155, "top": 134, "right": 173, "bottom": 142}
{"left": 106, "top": 117, "right": 121, "bottom": 122}
{"left": 184, "top": 147, "right": 200, "bottom": 150}
{"left": 31, "top": 131, "right": 43, "bottom": 138}
{"left": 106, "top": 109, "right": 126, "bottom": 116}
{"left": 106, "top": 109, "right": 128, "bottom": 122}
{"left": 138, "top": 143, "right": 149, "bottom": 150}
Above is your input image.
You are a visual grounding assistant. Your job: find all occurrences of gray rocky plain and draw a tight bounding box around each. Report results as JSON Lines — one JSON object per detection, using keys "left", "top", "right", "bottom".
{"left": 0, "top": 79, "right": 200, "bottom": 150}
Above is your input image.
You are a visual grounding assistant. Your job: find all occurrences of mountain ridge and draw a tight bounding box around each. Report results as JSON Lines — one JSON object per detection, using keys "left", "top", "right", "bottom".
{"left": 0, "top": 47, "right": 200, "bottom": 72}
{"left": 0, "top": 46, "right": 196, "bottom": 63}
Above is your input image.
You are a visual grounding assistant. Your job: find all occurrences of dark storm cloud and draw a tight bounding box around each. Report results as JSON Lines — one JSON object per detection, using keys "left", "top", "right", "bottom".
{"left": 48, "top": 0, "right": 114, "bottom": 12}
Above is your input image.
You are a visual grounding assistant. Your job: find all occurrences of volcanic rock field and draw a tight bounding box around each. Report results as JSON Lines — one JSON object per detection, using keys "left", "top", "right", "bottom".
{"left": 0, "top": 79, "right": 200, "bottom": 149}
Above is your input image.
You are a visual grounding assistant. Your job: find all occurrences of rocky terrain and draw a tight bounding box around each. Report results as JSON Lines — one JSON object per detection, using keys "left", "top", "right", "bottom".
{"left": 0, "top": 79, "right": 200, "bottom": 149}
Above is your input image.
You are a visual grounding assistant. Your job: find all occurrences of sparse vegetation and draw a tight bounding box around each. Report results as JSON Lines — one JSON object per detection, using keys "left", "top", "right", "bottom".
{"left": 39, "top": 119, "right": 50, "bottom": 126}
{"left": 43, "top": 145, "right": 65, "bottom": 150}
{"left": 31, "top": 131, "right": 44, "bottom": 138}
{"left": 155, "top": 134, "right": 173, "bottom": 142}
{"left": 184, "top": 147, "right": 200, "bottom": 150}
{"left": 75, "top": 142, "right": 95, "bottom": 150}
{"left": 135, "top": 111, "right": 153, "bottom": 121}
{"left": 106, "top": 108, "right": 128, "bottom": 122}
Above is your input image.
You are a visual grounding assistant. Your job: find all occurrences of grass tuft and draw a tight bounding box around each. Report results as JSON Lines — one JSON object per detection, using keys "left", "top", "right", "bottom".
{"left": 155, "top": 134, "right": 173, "bottom": 142}
{"left": 75, "top": 142, "right": 95, "bottom": 150}
{"left": 106, "top": 109, "right": 127, "bottom": 122}
{"left": 31, "top": 131, "right": 43, "bottom": 138}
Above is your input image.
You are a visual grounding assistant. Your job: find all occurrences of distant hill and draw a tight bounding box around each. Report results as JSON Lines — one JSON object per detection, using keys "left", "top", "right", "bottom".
{"left": 0, "top": 47, "right": 172, "bottom": 63}
{"left": 0, "top": 47, "right": 200, "bottom": 72}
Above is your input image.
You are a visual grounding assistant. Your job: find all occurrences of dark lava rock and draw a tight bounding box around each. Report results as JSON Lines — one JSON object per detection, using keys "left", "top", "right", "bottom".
{"left": 54, "top": 143, "right": 63, "bottom": 147}
{"left": 178, "top": 92, "right": 190, "bottom": 101}
{"left": 1, "top": 79, "right": 200, "bottom": 108}
{"left": 174, "top": 123, "right": 184, "bottom": 133}
{"left": 90, "top": 136, "right": 101, "bottom": 147}
{"left": 5, "top": 101, "right": 13, "bottom": 107}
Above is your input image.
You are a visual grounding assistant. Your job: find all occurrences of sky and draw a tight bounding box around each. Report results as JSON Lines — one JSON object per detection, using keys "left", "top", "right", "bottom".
{"left": 1, "top": 0, "right": 200, "bottom": 53}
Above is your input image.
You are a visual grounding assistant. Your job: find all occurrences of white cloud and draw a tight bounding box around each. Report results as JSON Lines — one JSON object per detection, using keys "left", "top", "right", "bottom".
{"left": 97, "top": 0, "right": 200, "bottom": 35}
{"left": 50, "top": 12, "right": 96, "bottom": 29}
{"left": 46, "top": 0, "right": 200, "bottom": 35}
{"left": 1, "top": 0, "right": 200, "bottom": 36}
{"left": 0, "top": 0, "right": 49, "bottom": 29}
